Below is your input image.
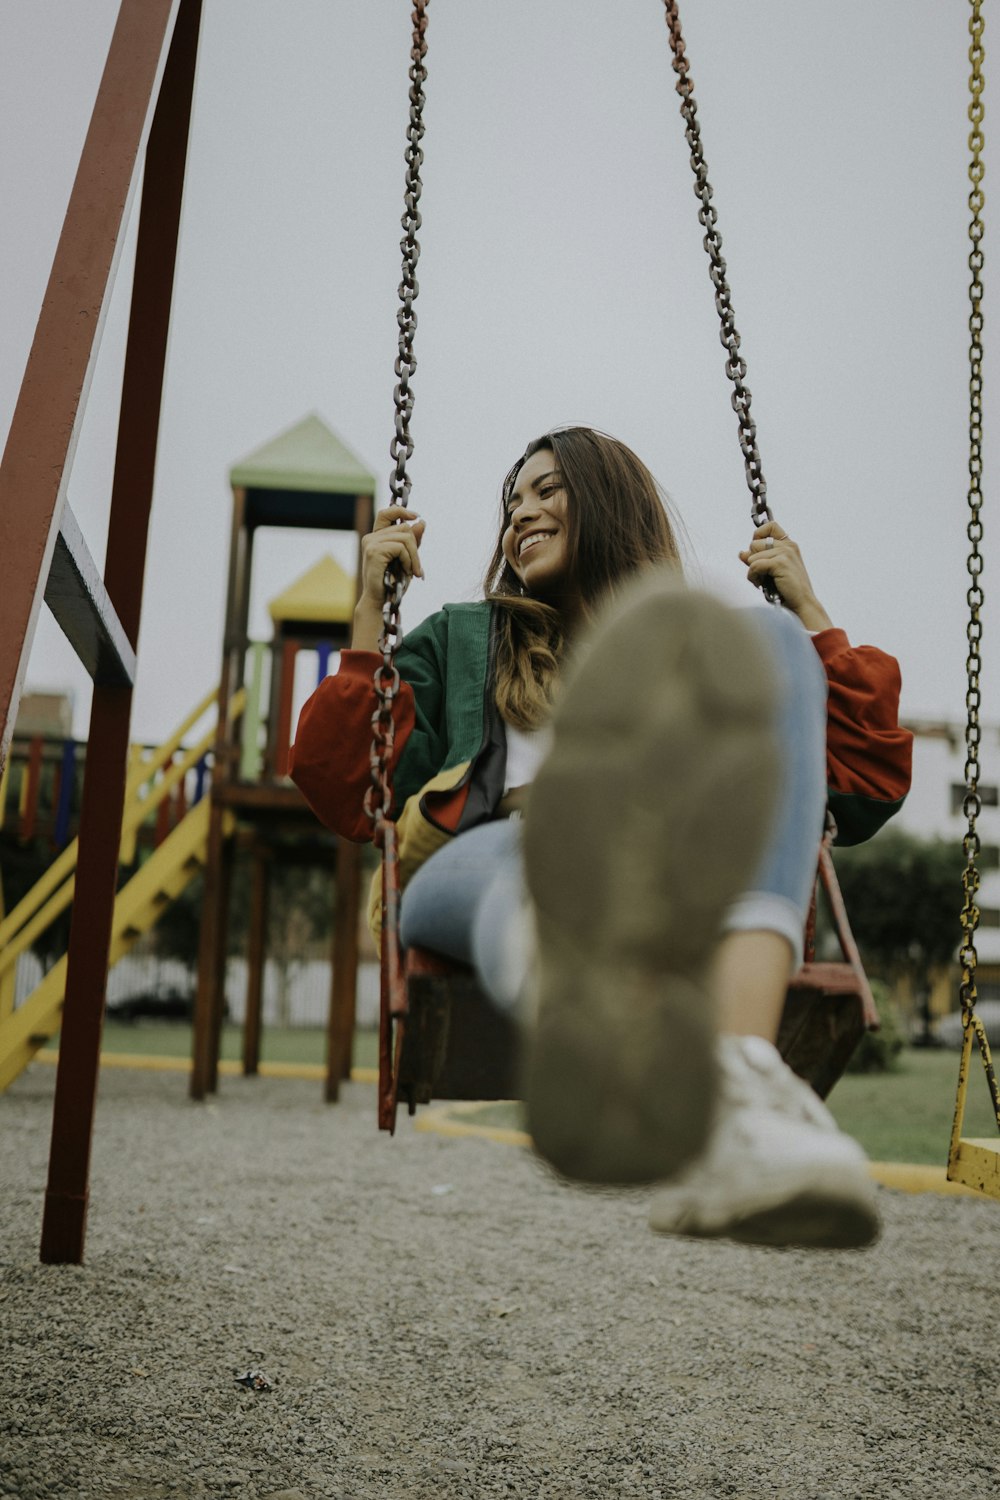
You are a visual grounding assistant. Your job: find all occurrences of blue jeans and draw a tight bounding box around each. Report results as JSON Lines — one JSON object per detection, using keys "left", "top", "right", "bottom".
{"left": 399, "top": 605, "right": 828, "bottom": 1010}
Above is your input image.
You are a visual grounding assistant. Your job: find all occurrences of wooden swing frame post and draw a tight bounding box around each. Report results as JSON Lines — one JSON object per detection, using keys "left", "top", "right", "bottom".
{"left": 0, "top": 0, "right": 206, "bottom": 1263}
{"left": 190, "top": 482, "right": 252, "bottom": 1102}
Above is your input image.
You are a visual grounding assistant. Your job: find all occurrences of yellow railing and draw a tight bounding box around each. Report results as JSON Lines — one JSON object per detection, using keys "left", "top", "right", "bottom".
{"left": 0, "top": 797, "right": 233, "bottom": 1093}
{"left": 0, "top": 685, "right": 244, "bottom": 982}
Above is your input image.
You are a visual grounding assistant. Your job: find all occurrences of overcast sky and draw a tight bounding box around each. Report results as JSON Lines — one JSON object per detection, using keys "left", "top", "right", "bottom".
{"left": 0, "top": 0, "right": 992, "bottom": 743}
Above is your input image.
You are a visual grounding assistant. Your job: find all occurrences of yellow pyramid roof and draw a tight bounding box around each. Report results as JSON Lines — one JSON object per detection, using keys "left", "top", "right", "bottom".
{"left": 268, "top": 555, "right": 355, "bottom": 625}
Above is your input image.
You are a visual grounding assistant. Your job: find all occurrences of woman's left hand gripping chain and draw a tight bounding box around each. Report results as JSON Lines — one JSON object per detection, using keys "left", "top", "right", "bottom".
{"left": 739, "top": 523, "right": 834, "bottom": 633}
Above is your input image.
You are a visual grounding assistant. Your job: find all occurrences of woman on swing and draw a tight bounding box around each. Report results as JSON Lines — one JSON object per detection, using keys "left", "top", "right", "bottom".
{"left": 291, "top": 425, "right": 912, "bottom": 1250}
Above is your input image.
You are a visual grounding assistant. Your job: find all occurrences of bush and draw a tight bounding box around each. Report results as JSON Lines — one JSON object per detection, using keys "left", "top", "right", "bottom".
{"left": 846, "top": 978, "right": 905, "bottom": 1074}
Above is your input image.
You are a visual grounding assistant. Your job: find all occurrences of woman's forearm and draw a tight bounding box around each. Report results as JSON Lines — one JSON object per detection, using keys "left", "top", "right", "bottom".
{"left": 351, "top": 600, "right": 386, "bottom": 651}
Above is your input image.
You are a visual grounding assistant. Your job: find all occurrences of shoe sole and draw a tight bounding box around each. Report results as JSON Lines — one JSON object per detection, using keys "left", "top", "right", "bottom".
{"left": 522, "top": 580, "right": 781, "bottom": 1185}
{"left": 650, "top": 1186, "right": 880, "bottom": 1251}
{"left": 648, "top": 1148, "right": 881, "bottom": 1249}
{"left": 727, "top": 1190, "right": 880, "bottom": 1249}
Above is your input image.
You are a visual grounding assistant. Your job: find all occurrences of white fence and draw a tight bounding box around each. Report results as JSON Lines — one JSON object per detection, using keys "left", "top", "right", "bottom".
{"left": 13, "top": 951, "right": 381, "bottom": 1028}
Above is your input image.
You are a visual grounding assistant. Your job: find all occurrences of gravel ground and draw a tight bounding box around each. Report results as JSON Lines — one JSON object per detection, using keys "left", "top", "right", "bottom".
{"left": 2, "top": 1065, "right": 999, "bottom": 1500}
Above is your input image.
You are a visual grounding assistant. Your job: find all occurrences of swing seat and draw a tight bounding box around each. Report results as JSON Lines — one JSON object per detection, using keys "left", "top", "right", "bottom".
{"left": 392, "top": 949, "right": 874, "bottom": 1117}
{"left": 777, "top": 962, "right": 877, "bottom": 1099}
{"left": 394, "top": 948, "right": 520, "bottom": 1108}
{"left": 379, "top": 836, "right": 878, "bottom": 1129}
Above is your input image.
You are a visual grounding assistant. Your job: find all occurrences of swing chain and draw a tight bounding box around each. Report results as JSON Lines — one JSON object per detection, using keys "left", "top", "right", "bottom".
{"left": 365, "top": 574, "right": 405, "bottom": 844}
{"left": 367, "top": 0, "right": 431, "bottom": 846}
{"left": 389, "top": 0, "right": 429, "bottom": 512}
{"left": 366, "top": 0, "right": 429, "bottom": 846}
{"left": 960, "top": 0, "right": 986, "bottom": 1016}
{"left": 662, "top": 2, "right": 773, "bottom": 553}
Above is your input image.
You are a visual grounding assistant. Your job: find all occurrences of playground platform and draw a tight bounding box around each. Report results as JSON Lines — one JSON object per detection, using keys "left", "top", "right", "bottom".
{"left": 2, "top": 1064, "right": 998, "bottom": 1500}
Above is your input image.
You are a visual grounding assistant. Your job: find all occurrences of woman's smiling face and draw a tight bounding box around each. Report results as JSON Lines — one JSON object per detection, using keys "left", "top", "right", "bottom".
{"left": 501, "top": 448, "right": 571, "bottom": 596}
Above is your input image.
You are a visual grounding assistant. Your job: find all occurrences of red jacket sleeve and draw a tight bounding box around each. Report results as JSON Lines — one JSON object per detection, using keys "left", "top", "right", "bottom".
{"left": 288, "top": 651, "right": 417, "bottom": 841}
{"left": 811, "top": 627, "right": 913, "bottom": 843}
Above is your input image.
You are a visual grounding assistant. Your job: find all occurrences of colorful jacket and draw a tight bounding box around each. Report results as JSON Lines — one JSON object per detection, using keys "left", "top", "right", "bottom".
{"left": 290, "top": 602, "right": 913, "bottom": 894}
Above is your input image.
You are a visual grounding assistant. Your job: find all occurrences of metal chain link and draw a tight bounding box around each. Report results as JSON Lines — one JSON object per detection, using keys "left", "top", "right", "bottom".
{"left": 662, "top": 2, "right": 777, "bottom": 608}
{"left": 365, "top": 1, "right": 429, "bottom": 845}
{"left": 960, "top": 0, "right": 986, "bottom": 1018}
{"left": 364, "top": 576, "right": 405, "bottom": 841}
{"left": 389, "top": 0, "right": 429, "bottom": 515}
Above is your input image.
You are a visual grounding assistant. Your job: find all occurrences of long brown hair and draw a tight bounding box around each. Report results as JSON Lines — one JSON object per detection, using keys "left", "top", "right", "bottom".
{"left": 485, "top": 427, "right": 682, "bottom": 728}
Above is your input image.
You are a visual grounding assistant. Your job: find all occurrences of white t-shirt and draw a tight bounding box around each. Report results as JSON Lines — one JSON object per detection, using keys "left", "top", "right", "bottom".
{"left": 503, "top": 722, "right": 554, "bottom": 794}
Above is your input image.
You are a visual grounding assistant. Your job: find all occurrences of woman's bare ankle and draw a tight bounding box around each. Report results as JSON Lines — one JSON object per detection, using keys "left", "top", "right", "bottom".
{"left": 711, "top": 931, "right": 796, "bottom": 1042}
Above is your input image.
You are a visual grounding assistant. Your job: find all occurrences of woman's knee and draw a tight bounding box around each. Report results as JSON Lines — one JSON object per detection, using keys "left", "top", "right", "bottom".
{"left": 399, "top": 819, "right": 523, "bottom": 958}
{"left": 744, "top": 605, "right": 827, "bottom": 715}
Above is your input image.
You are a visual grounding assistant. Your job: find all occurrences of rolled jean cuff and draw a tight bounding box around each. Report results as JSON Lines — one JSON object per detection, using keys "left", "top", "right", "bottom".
{"left": 473, "top": 888, "right": 536, "bottom": 1018}
{"left": 721, "top": 892, "right": 807, "bottom": 972}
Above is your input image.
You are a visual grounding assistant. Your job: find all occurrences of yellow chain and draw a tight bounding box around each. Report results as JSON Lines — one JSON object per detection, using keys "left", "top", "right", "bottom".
{"left": 952, "top": 0, "right": 1000, "bottom": 1169}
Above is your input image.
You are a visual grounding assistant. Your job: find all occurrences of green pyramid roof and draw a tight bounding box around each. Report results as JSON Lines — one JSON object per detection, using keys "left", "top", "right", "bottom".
{"left": 229, "top": 414, "right": 376, "bottom": 497}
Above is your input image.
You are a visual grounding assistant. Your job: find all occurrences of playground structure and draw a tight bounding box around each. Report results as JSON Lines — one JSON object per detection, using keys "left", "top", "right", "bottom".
{"left": 187, "top": 414, "right": 372, "bottom": 1102}
{"left": 0, "top": 692, "right": 228, "bottom": 1093}
{"left": 0, "top": 2, "right": 377, "bottom": 1261}
{"left": 0, "top": 412, "right": 373, "bottom": 1103}
{"left": 0, "top": 0, "right": 998, "bottom": 1269}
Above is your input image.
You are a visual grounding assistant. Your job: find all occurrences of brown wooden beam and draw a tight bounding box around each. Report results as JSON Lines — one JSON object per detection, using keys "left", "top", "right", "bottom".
{"left": 327, "top": 839, "right": 361, "bottom": 1100}
{"left": 212, "top": 782, "right": 308, "bottom": 812}
{"left": 242, "top": 848, "right": 270, "bottom": 1076}
{"left": 40, "top": 0, "right": 203, "bottom": 1266}
{"left": 190, "top": 799, "right": 231, "bottom": 1099}
{"left": 189, "top": 484, "right": 251, "bottom": 1096}
{"left": 0, "top": 0, "right": 183, "bottom": 775}
{"left": 207, "top": 833, "right": 235, "bottom": 1089}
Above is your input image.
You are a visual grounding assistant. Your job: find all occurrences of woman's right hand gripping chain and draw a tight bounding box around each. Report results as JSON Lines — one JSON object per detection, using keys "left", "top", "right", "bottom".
{"left": 352, "top": 506, "right": 426, "bottom": 650}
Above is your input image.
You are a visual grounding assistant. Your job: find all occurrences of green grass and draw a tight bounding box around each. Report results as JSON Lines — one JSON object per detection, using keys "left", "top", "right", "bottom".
{"left": 439, "top": 1049, "right": 1000, "bottom": 1167}
{"left": 85, "top": 1028, "right": 1000, "bottom": 1165}
{"left": 95, "top": 1020, "right": 379, "bottom": 1070}
{"left": 827, "top": 1048, "right": 998, "bottom": 1165}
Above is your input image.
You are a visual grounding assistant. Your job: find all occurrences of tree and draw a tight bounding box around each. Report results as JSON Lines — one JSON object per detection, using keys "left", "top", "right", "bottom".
{"left": 829, "top": 828, "right": 964, "bottom": 1046}
{"left": 830, "top": 829, "right": 963, "bottom": 976}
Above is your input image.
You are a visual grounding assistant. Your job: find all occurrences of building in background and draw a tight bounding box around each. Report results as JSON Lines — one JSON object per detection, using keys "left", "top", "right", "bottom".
{"left": 13, "top": 691, "right": 73, "bottom": 740}
{"left": 896, "top": 720, "right": 1000, "bottom": 962}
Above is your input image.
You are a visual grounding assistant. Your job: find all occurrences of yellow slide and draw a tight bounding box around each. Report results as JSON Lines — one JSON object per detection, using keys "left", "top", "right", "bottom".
{"left": 0, "top": 686, "right": 241, "bottom": 1093}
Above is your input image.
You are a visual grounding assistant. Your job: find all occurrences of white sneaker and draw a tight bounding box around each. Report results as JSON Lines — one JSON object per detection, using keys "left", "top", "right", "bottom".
{"left": 648, "top": 1034, "right": 880, "bottom": 1249}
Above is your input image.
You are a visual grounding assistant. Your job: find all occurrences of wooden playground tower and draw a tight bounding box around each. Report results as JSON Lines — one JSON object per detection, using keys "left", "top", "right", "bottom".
{"left": 0, "top": 412, "right": 372, "bottom": 1102}
{"left": 189, "top": 415, "right": 373, "bottom": 1103}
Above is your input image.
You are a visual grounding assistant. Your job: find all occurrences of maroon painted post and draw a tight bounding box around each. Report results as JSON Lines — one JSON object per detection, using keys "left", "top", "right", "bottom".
{"left": 40, "top": 0, "right": 204, "bottom": 1265}
{"left": 48, "top": 760, "right": 63, "bottom": 849}
{"left": 190, "top": 488, "right": 252, "bottom": 1098}
{"left": 207, "top": 832, "right": 234, "bottom": 1085}
{"left": 191, "top": 800, "right": 231, "bottom": 1097}
{"left": 21, "top": 738, "right": 44, "bottom": 843}
{"left": 0, "top": 0, "right": 182, "bottom": 774}
{"left": 273, "top": 640, "right": 299, "bottom": 777}
{"left": 353, "top": 496, "right": 375, "bottom": 599}
{"left": 326, "top": 838, "right": 362, "bottom": 1099}
{"left": 242, "top": 847, "right": 270, "bottom": 1075}
{"left": 174, "top": 768, "right": 188, "bottom": 824}
{"left": 155, "top": 758, "right": 173, "bottom": 846}
{"left": 322, "top": 494, "right": 371, "bottom": 1098}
